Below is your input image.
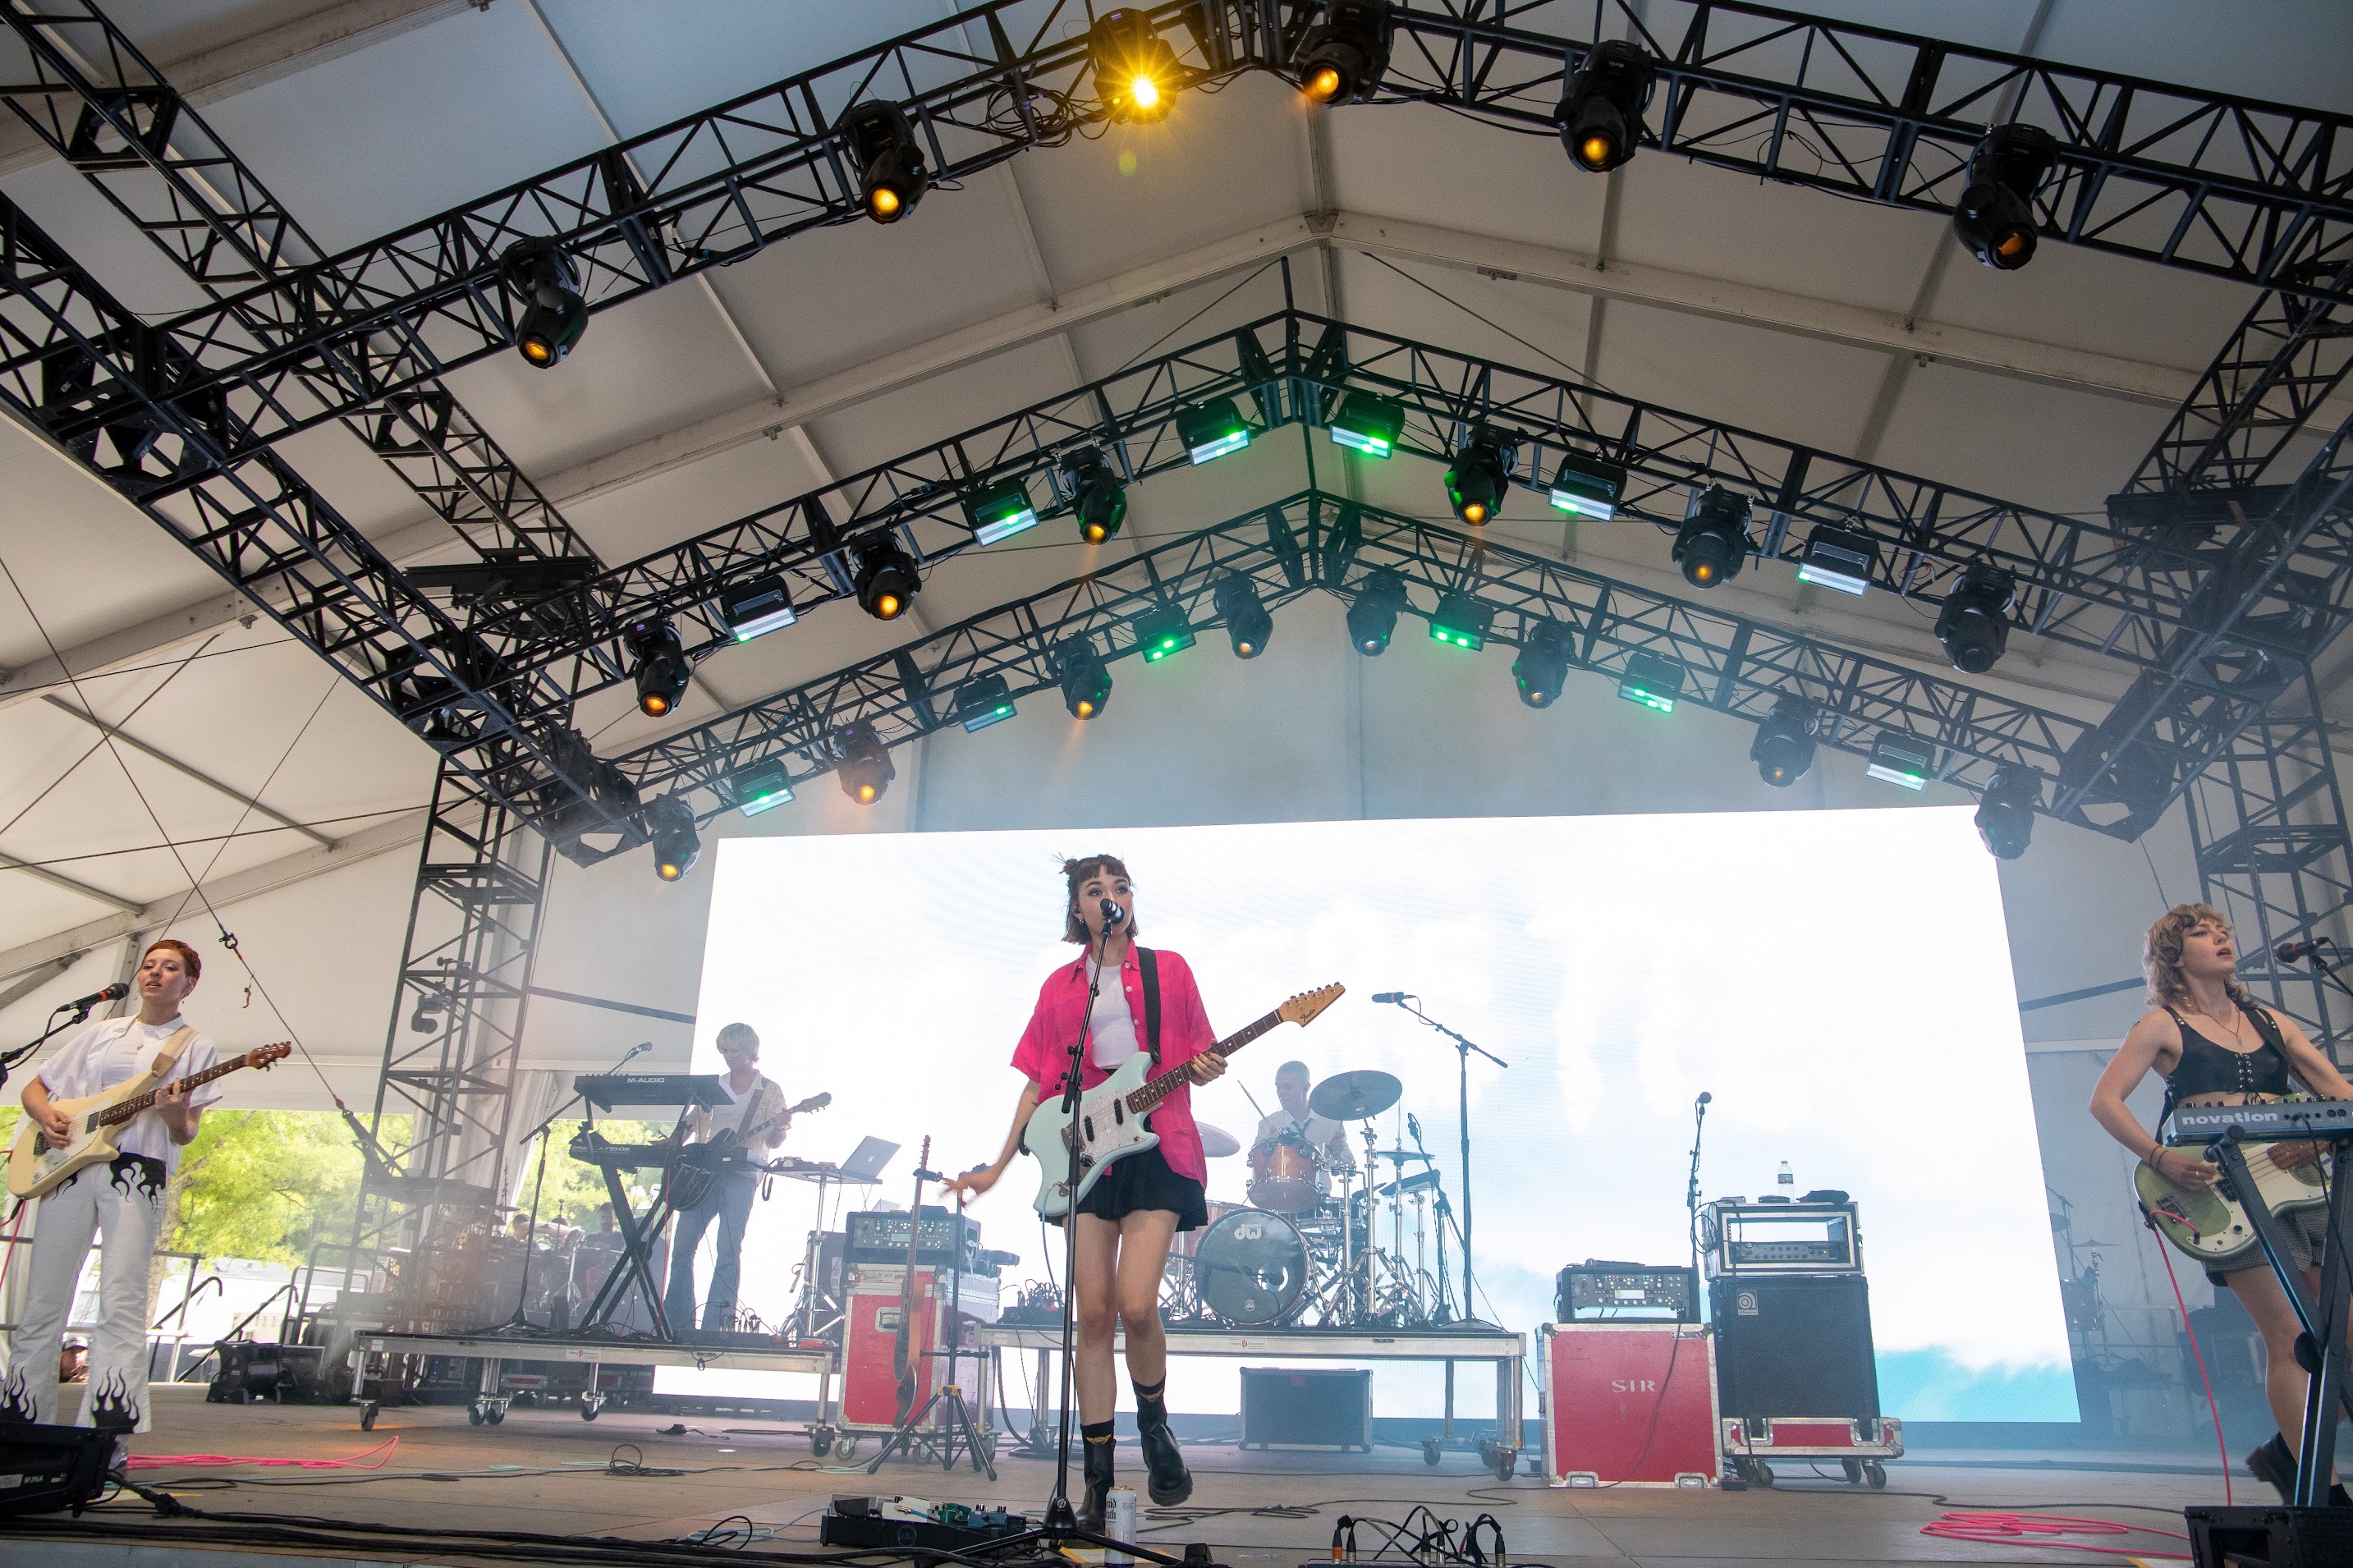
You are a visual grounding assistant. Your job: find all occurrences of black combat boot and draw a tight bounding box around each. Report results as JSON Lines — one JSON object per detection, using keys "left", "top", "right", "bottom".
{"left": 1132, "top": 1378, "right": 1192, "bottom": 1506}
{"left": 1080, "top": 1421, "right": 1116, "bottom": 1532}
{"left": 2246, "top": 1432, "right": 2296, "bottom": 1504}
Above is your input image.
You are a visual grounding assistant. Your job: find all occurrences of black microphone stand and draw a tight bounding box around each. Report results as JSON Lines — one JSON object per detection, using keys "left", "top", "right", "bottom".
{"left": 1686, "top": 1095, "right": 1711, "bottom": 1286}
{"left": 1389, "top": 998, "right": 1507, "bottom": 1327}
{"left": 2286, "top": 941, "right": 2353, "bottom": 1006}
{"left": 1, "top": 998, "right": 109, "bottom": 1090}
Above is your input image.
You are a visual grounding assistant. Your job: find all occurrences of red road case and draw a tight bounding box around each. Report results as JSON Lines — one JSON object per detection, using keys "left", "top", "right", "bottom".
{"left": 1539, "top": 1323, "right": 1718, "bottom": 1488}
{"left": 1720, "top": 1415, "right": 1904, "bottom": 1488}
{"left": 841, "top": 1264, "right": 943, "bottom": 1428}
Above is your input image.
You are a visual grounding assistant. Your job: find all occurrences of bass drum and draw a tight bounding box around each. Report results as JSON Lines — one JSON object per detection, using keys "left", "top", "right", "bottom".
{"left": 1191, "top": 1208, "right": 1310, "bottom": 1327}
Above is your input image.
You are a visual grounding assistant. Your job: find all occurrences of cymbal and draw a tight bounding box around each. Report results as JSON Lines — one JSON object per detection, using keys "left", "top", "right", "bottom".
{"left": 1374, "top": 1148, "right": 1433, "bottom": 1162}
{"left": 1198, "top": 1123, "right": 1241, "bottom": 1158}
{"left": 1309, "top": 1069, "right": 1402, "bottom": 1121}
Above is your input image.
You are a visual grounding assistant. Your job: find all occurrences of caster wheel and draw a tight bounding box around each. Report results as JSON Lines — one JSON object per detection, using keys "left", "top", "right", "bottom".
{"left": 487, "top": 1407, "right": 505, "bottom": 1426}
{"left": 580, "top": 1401, "right": 599, "bottom": 1422}
{"left": 1842, "top": 1457, "right": 1863, "bottom": 1483}
{"left": 1865, "top": 1461, "right": 1887, "bottom": 1489}
{"left": 468, "top": 1406, "right": 484, "bottom": 1426}
{"left": 1754, "top": 1461, "right": 1775, "bottom": 1487}
{"left": 360, "top": 1402, "right": 378, "bottom": 1432}
{"left": 1422, "top": 1437, "right": 1442, "bottom": 1467}
{"left": 837, "top": 1436, "right": 859, "bottom": 1461}
{"left": 811, "top": 1430, "right": 833, "bottom": 1458}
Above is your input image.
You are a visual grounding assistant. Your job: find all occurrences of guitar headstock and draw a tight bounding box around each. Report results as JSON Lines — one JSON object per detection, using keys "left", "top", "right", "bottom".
{"left": 1281, "top": 984, "right": 1346, "bottom": 1028}
{"left": 796, "top": 1092, "right": 832, "bottom": 1113}
{"left": 250, "top": 1042, "right": 293, "bottom": 1070}
{"left": 919, "top": 1133, "right": 932, "bottom": 1167}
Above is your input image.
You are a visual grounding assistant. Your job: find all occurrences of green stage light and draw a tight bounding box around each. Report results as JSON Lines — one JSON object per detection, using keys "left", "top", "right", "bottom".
{"left": 1867, "top": 731, "right": 1935, "bottom": 791}
{"left": 956, "top": 672, "right": 1016, "bottom": 732}
{"left": 1329, "top": 391, "right": 1405, "bottom": 457}
{"left": 1133, "top": 604, "right": 1195, "bottom": 662}
{"left": 730, "top": 758, "right": 794, "bottom": 817}
{"left": 964, "top": 475, "right": 1039, "bottom": 545}
{"left": 1549, "top": 450, "right": 1626, "bottom": 520}
{"left": 1617, "top": 650, "right": 1682, "bottom": 713}
{"left": 1429, "top": 592, "right": 1492, "bottom": 650}
{"left": 1176, "top": 397, "right": 1250, "bottom": 464}
{"left": 1796, "top": 524, "right": 1878, "bottom": 597}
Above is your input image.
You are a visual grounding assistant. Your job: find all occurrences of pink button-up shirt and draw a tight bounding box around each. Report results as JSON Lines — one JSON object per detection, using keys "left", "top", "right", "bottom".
{"left": 1010, "top": 946, "right": 1217, "bottom": 1185}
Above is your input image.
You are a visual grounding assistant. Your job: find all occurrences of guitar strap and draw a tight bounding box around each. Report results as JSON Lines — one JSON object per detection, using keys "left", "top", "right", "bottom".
{"left": 141, "top": 1023, "right": 197, "bottom": 1088}
{"left": 1140, "top": 947, "right": 1162, "bottom": 1061}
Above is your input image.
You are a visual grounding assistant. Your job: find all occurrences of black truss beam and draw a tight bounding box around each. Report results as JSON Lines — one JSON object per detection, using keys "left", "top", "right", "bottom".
{"left": 21, "top": 0, "right": 2350, "bottom": 481}
{"left": 0, "top": 1, "right": 598, "bottom": 566}
{"left": 608, "top": 490, "right": 2118, "bottom": 834}
{"left": 0, "top": 190, "right": 610, "bottom": 834}
{"left": 463, "top": 307, "right": 2332, "bottom": 713}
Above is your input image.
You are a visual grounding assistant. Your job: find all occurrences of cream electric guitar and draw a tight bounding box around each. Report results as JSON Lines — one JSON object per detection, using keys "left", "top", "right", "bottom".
{"left": 7, "top": 1042, "right": 291, "bottom": 1199}
{"left": 2133, "top": 1098, "right": 2336, "bottom": 1270}
{"left": 1027, "top": 984, "right": 1343, "bottom": 1218}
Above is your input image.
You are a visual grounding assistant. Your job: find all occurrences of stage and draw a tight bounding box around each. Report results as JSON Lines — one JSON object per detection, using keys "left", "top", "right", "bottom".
{"left": 5, "top": 1383, "right": 2218, "bottom": 1566}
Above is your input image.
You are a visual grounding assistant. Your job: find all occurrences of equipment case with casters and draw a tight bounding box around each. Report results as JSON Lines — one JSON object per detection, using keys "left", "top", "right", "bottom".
{"left": 1538, "top": 1323, "right": 1718, "bottom": 1488}
{"left": 1720, "top": 1415, "right": 1904, "bottom": 1488}
{"left": 1239, "top": 1366, "right": 1373, "bottom": 1451}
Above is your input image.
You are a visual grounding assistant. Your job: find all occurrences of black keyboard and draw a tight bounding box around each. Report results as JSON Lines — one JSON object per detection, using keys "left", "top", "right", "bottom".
{"left": 2168, "top": 1099, "right": 2353, "bottom": 1144}
{"left": 576, "top": 1072, "right": 733, "bottom": 1109}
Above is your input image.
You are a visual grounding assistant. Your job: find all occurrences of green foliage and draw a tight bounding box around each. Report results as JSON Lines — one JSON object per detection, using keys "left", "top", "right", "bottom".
{"left": 167, "top": 1111, "right": 384, "bottom": 1266}
{"left": 517, "top": 1121, "right": 666, "bottom": 1230}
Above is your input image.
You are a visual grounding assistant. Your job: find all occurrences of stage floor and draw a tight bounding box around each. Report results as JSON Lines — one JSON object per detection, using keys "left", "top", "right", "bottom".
{"left": 12, "top": 1385, "right": 2220, "bottom": 1567}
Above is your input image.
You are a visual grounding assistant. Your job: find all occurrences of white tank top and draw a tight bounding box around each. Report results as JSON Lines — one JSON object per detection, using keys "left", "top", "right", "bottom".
{"left": 1088, "top": 962, "right": 1140, "bottom": 1069}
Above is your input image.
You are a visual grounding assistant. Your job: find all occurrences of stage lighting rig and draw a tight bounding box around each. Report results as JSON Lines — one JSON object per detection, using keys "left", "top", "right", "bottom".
{"left": 1295, "top": 0, "right": 1394, "bottom": 104}
{"left": 1952, "top": 125, "right": 2055, "bottom": 270}
{"left": 1935, "top": 562, "right": 2015, "bottom": 673}
{"left": 1445, "top": 428, "right": 1513, "bottom": 525}
{"left": 964, "top": 475, "right": 1039, "bottom": 545}
{"left": 1176, "top": 397, "right": 1252, "bottom": 464}
{"left": 1328, "top": 390, "right": 1405, "bottom": 457}
{"left": 1513, "top": 618, "right": 1574, "bottom": 707}
{"left": 1796, "top": 524, "right": 1878, "bottom": 597}
{"left": 1429, "top": 592, "right": 1492, "bottom": 650}
{"left": 1617, "top": 650, "right": 1681, "bottom": 713}
{"left": 729, "top": 757, "right": 793, "bottom": 816}
{"left": 1549, "top": 450, "right": 1626, "bottom": 520}
{"left": 502, "top": 241, "right": 586, "bottom": 368}
{"left": 1062, "top": 448, "right": 1128, "bottom": 543}
{"left": 644, "top": 795, "right": 701, "bottom": 881}
{"left": 1976, "top": 764, "right": 2040, "bottom": 859}
{"left": 956, "top": 672, "right": 1016, "bottom": 731}
{"left": 1750, "top": 695, "right": 1819, "bottom": 786}
{"left": 842, "top": 101, "right": 928, "bottom": 223}
{"left": 852, "top": 536, "right": 921, "bottom": 621}
{"left": 1092, "top": 10, "right": 1181, "bottom": 123}
{"left": 624, "top": 617, "right": 690, "bottom": 718}
{"left": 1673, "top": 487, "right": 1750, "bottom": 588}
{"left": 1134, "top": 603, "right": 1196, "bottom": 662}
{"left": 1557, "top": 40, "right": 1654, "bottom": 173}
{"left": 1057, "top": 635, "right": 1112, "bottom": 718}
{"left": 718, "top": 574, "right": 796, "bottom": 641}
{"left": 835, "top": 720, "right": 895, "bottom": 804}
{"left": 1866, "top": 731, "right": 1935, "bottom": 791}
{"left": 1213, "top": 574, "right": 1273, "bottom": 658}
{"left": 1347, "top": 567, "right": 1409, "bottom": 655}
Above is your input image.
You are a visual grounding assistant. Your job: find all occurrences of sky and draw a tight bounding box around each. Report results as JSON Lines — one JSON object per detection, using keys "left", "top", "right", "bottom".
{"left": 661, "top": 806, "right": 2072, "bottom": 1423}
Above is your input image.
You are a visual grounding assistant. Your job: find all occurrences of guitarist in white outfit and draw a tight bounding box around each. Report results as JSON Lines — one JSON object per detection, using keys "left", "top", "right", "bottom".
{"left": 2089, "top": 904, "right": 2353, "bottom": 1505}
{"left": 9, "top": 939, "right": 218, "bottom": 1452}
{"left": 663, "top": 1021, "right": 787, "bottom": 1334}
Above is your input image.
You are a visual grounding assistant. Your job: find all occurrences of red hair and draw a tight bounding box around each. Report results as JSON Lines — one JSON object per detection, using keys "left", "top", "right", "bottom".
{"left": 144, "top": 938, "right": 202, "bottom": 983}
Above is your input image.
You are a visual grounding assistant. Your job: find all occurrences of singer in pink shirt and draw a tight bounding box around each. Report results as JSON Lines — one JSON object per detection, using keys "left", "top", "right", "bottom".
{"left": 948, "top": 855, "right": 1226, "bottom": 1526}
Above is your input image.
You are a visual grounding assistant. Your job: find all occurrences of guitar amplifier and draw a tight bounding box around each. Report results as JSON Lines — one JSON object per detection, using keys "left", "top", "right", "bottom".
{"left": 1701, "top": 1199, "right": 1862, "bottom": 1277}
{"left": 1709, "top": 1275, "right": 1879, "bottom": 1420}
{"left": 846, "top": 1208, "right": 989, "bottom": 1272}
{"left": 1556, "top": 1262, "right": 1699, "bottom": 1322}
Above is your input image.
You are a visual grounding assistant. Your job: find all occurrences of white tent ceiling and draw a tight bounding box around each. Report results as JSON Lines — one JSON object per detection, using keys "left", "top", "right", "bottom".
{"left": 0, "top": 0, "right": 2347, "bottom": 1080}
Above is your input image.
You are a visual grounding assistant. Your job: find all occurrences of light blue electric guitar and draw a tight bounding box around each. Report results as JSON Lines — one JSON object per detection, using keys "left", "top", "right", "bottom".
{"left": 1025, "top": 983, "right": 1343, "bottom": 1217}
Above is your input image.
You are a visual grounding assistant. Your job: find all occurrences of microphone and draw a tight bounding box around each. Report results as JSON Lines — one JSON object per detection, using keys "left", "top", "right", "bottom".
{"left": 55, "top": 982, "right": 127, "bottom": 1015}
{"left": 1406, "top": 1112, "right": 1423, "bottom": 1142}
{"left": 1372, "top": 992, "right": 1414, "bottom": 1005}
{"left": 2277, "top": 938, "right": 2329, "bottom": 963}
{"left": 1697, "top": 1091, "right": 1712, "bottom": 1107}
{"left": 1099, "top": 897, "right": 1126, "bottom": 928}
{"left": 617, "top": 1041, "right": 651, "bottom": 1066}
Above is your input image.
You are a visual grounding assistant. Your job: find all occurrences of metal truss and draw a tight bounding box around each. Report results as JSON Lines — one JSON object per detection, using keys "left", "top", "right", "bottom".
{"left": 0, "top": 1, "right": 596, "bottom": 565}
{"left": 0, "top": 191, "right": 620, "bottom": 836}
{"left": 10, "top": 0, "right": 2343, "bottom": 484}
{"left": 612, "top": 488, "right": 2119, "bottom": 832}
{"left": 345, "top": 759, "right": 551, "bottom": 1263}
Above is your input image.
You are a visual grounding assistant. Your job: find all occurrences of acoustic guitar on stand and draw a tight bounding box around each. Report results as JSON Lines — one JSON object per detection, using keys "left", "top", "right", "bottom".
{"left": 8, "top": 1043, "right": 291, "bottom": 1199}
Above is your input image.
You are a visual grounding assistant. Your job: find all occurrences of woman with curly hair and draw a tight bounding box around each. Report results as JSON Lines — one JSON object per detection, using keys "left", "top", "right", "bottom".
{"left": 2089, "top": 904, "right": 2353, "bottom": 1503}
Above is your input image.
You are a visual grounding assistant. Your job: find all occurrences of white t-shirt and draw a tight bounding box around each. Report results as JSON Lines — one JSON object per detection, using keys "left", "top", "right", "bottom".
{"left": 1086, "top": 962, "right": 1140, "bottom": 1069}
{"left": 1256, "top": 1107, "right": 1355, "bottom": 1171}
{"left": 689, "top": 1071, "right": 783, "bottom": 1144}
{"left": 35, "top": 1015, "right": 222, "bottom": 1171}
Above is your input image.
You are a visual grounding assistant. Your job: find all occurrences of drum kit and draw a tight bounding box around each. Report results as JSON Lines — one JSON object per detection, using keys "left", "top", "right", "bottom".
{"left": 1166, "top": 1068, "right": 1457, "bottom": 1328}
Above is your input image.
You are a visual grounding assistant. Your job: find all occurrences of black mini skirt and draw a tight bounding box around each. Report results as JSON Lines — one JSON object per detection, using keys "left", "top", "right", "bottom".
{"left": 1064, "top": 1144, "right": 1209, "bottom": 1231}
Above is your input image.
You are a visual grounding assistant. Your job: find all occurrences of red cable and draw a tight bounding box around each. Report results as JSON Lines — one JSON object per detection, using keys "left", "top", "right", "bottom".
{"left": 126, "top": 1435, "right": 398, "bottom": 1471}
{"left": 1922, "top": 1511, "right": 2188, "bottom": 1558}
{"left": 0, "top": 1201, "right": 25, "bottom": 1295}
{"left": 2149, "top": 1220, "right": 2233, "bottom": 1506}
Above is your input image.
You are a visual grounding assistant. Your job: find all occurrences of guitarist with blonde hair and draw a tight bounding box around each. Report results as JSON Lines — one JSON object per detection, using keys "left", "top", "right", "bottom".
{"left": 2089, "top": 903, "right": 2353, "bottom": 1505}
{"left": 9, "top": 938, "right": 219, "bottom": 1454}
{"left": 663, "top": 1021, "right": 789, "bottom": 1334}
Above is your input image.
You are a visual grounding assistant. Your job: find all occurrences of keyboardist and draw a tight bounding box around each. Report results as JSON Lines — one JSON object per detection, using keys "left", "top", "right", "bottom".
{"left": 665, "top": 1022, "right": 790, "bottom": 1334}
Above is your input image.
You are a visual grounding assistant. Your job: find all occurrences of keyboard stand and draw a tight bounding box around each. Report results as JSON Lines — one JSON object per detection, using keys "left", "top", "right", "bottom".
{"left": 574, "top": 1100, "right": 696, "bottom": 1340}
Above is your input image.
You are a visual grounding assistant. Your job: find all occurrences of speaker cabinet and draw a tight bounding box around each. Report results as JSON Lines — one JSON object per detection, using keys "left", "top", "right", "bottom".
{"left": 1239, "top": 1366, "right": 1372, "bottom": 1451}
{"left": 1709, "top": 1275, "right": 1878, "bottom": 1419}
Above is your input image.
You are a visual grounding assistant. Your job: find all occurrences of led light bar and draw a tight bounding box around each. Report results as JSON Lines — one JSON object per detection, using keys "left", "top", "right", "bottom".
{"left": 1328, "top": 392, "right": 1405, "bottom": 457}
{"left": 729, "top": 757, "right": 794, "bottom": 817}
{"left": 965, "top": 475, "right": 1040, "bottom": 545}
{"left": 956, "top": 672, "right": 1017, "bottom": 731}
{"left": 1548, "top": 450, "right": 1626, "bottom": 520}
{"left": 1866, "top": 731, "right": 1936, "bottom": 791}
{"left": 718, "top": 575, "right": 796, "bottom": 642}
{"left": 1617, "top": 649, "right": 1682, "bottom": 713}
{"left": 1176, "top": 397, "right": 1251, "bottom": 464}
{"left": 1133, "top": 604, "right": 1195, "bottom": 662}
{"left": 1796, "top": 524, "right": 1878, "bottom": 597}
{"left": 1429, "top": 592, "right": 1493, "bottom": 650}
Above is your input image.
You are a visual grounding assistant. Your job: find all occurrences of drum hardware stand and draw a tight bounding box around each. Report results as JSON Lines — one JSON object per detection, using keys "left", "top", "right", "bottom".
{"left": 1385, "top": 998, "right": 1505, "bottom": 1323}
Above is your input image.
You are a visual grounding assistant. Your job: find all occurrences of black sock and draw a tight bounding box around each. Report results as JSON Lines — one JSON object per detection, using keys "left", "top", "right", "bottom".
{"left": 1133, "top": 1378, "right": 1166, "bottom": 1407}
{"left": 1081, "top": 1419, "right": 1115, "bottom": 1445}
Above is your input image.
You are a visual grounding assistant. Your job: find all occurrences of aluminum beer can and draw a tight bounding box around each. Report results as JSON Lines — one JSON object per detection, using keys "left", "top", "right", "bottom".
{"left": 1105, "top": 1487, "right": 1136, "bottom": 1565}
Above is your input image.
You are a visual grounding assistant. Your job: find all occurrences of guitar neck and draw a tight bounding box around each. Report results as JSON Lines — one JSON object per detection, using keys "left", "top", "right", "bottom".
{"left": 97, "top": 1053, "right": 247, "bottom": 1129}
{"left": 1128, "top": 1009, "right": 1282, "bottom": 1116}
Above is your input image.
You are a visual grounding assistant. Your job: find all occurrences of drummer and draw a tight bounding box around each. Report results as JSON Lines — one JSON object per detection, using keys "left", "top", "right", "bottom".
{"left": 1255, "top": 1061, "right": 1356, "bottom": 1177}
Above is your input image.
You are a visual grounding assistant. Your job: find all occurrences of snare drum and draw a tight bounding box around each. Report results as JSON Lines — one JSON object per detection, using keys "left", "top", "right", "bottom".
{"left": 1247, "top": 1130, "right": 1325, "bottom": 1213}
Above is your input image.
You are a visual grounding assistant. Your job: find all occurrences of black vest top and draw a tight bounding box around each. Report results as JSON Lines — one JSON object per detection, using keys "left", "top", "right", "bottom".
{"left": 2163, "top": 1002, "right": 2293, "bottom": 1101}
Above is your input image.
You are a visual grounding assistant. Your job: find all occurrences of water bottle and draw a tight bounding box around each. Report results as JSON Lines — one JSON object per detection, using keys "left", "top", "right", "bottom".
{"left": 1777, "top": 1160, "right": 1794, "bottom": 1192}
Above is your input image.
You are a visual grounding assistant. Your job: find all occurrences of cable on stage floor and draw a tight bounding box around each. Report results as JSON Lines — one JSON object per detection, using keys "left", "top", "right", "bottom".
{"left": 126, "top": 1435, "right": 399, "bottom": 1471}
{"left": 1920, "top": 1511, "right": 2190, "bottom": 1559}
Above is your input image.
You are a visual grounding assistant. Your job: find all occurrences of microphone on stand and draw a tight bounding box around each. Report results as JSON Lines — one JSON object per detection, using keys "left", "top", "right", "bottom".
{"left": 54, "top": 982, "right": 127, "bottom": 1016}
{"left": 1099, "top": 897, "right": 1126, "bottom": 928}
{"left": 1697, "top": 1090, "right": 1712, "bottom": 1108}
{"left": 2277, "top": 937, "right": 2330, "bottom": 963}
{"left": 1372, "top": 992, "right": 1415, "bottom": 1005}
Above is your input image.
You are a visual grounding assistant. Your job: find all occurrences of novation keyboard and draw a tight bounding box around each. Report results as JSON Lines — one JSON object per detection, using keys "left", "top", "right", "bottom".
{"left": 2167, "top": 1098, "right": 2353, "bottom": 1144}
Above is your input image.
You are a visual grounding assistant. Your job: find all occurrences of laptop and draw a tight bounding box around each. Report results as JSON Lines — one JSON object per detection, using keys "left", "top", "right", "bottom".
{"left": 837, "top": 1136, "right": 898, "bottom": 1184}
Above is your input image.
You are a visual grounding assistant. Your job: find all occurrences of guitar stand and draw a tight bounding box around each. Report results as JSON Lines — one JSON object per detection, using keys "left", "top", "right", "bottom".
{"left": 865, "top": 1378, "right": 996, "bottom": 1479}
